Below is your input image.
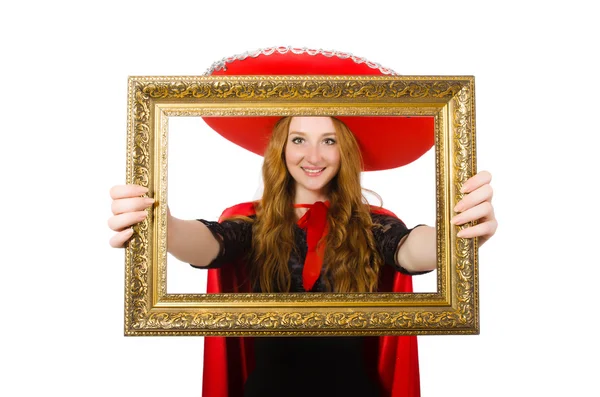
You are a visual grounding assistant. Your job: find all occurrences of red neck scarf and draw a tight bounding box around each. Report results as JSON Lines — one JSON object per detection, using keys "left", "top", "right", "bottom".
{"left": 294, "top": 201, "right": 330, "bottom": 291}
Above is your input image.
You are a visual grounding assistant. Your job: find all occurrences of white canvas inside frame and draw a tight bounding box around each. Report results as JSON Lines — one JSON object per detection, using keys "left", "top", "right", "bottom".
{"left": 166, "top": 116, "right": 437, "bottom": 294}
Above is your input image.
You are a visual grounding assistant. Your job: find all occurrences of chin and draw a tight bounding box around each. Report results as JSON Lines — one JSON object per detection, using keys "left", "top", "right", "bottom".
{"left": 300, "top": 177, "right": 334, "bottom": 193}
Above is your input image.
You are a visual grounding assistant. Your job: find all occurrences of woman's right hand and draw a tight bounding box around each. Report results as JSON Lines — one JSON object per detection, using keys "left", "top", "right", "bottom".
{"left": 108, "top": 184, "right": 155, "bottom": 248}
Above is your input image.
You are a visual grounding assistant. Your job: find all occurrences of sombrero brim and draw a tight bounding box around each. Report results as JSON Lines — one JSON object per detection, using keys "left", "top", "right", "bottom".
{"left": 202, "top": 116, "right": 434, "bottom": 171}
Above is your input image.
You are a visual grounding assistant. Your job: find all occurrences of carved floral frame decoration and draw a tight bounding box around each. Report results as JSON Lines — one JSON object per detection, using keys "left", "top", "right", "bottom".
{"left": 125, "top": 75, "right": 478, "bottom": 336}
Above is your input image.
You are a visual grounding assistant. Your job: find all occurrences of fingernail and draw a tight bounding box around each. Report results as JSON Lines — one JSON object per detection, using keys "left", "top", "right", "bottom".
{"left": 126, "top": 228, "right": 134, "bottom": 234}
{"left": 457, "top": 230, "right": 465, "bottom": 238}
{"left": 145, "top": 198, "right": 155, "bottom": 205}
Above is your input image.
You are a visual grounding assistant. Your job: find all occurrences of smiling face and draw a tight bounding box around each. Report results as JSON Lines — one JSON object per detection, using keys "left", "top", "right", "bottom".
{"left": 285, "top": 117, "right": 341, "bottom": 204}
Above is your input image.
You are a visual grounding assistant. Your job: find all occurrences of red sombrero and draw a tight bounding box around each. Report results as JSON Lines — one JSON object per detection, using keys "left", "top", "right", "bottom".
{"left": 202, "top": 47, "right": 434, "bottom": 171}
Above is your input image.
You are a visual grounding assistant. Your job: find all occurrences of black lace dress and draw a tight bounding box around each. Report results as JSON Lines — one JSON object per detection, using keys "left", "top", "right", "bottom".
{"left": 195, "top": 213, "right": 424, "bottom": 397}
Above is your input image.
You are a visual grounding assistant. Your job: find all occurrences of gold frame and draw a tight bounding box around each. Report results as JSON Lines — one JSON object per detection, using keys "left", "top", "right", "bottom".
{"left": 125, "top": 75, "right": 478, "bottom": 336}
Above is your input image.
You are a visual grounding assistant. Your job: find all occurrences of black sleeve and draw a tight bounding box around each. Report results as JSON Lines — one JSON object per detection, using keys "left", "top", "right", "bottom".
{"left": 371, "top": 213, "right": 432, "bottom": 275}
{"left": 190, "top": 218, "right": 253, "bottom": 269}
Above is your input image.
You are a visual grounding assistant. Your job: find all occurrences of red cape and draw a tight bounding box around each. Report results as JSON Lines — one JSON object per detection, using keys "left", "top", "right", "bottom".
{"left": 202, "top": 202, "right": 420, "bottom": 397}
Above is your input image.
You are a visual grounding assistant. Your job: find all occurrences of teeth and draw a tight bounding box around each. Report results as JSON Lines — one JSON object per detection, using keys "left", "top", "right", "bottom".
{"left": 303, "top": 168, "right": 324, "bottom": 174}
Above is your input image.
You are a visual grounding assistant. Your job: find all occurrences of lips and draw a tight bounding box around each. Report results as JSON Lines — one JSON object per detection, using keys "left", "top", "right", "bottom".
{"left": 301, "top": 167, "right": 325, "bottom": 176}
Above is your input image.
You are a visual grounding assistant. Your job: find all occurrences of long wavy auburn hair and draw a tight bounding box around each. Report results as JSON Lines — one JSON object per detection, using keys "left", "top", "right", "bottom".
{"left": 249, "top": 117, "right": 384, "bottom": 293}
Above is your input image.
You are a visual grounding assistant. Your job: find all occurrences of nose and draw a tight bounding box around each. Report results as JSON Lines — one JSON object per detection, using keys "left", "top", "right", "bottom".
{"left": 305, "top": 143, "right": 321, "bottom": 164}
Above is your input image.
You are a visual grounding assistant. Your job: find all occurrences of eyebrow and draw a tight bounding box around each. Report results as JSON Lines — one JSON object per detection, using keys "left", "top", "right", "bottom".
{"left": 288, "top": 131, "right": 337, "bottom": 136}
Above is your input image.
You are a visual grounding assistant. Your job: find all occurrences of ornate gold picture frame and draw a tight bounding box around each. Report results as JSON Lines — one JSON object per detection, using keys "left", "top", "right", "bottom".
{"left": 125, "top": 75, "right": 477, "bottom": 336}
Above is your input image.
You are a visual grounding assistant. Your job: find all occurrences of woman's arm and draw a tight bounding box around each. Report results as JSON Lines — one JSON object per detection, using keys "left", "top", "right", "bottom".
{"left": 396, "top": 225, "right": 437, "bottom": 273}
{"left": 396, "top": 171, "right": 498, "bottom": 273}
{"left": 108, "top": 184, "right": 220, "bottom": 267}
{"left": 167, "top": 213, "right": 220, "bottom": 267}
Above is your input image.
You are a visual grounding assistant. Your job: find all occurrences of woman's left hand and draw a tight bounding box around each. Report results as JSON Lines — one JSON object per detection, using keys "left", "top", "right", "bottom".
{"left": 451, "top": 170, "right": 497, "bottom": 246}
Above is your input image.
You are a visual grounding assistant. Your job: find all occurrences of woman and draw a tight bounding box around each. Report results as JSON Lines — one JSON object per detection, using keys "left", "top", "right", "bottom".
{"left": 109, "top": 116, "right": 495, "bottom": 396}
{"left": 109, "top": 48, "right": 497, "bottom": 397}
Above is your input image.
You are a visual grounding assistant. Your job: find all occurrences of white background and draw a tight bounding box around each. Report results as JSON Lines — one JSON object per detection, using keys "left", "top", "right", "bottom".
{"left": 1, "top": 1, "right": 598, "bottom": 396}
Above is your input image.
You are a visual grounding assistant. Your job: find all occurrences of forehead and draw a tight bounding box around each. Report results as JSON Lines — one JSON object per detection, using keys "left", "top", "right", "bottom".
{"left": 288, "top": 117, "right": 336, "bottom": 134}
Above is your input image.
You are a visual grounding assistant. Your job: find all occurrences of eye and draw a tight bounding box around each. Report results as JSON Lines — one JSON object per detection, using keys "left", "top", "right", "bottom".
{"left": 291, "top": 137, "right": 304, "bottom": 144}
{"left": 323, "top": 138, "right": 336, "bottom": 145}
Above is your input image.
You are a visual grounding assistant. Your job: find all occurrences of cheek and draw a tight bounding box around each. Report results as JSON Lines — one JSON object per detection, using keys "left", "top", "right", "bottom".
{"left": 329, "top": 148, "right": 341, "bottom": 168}
{"left": 285, "top": 146, "right": 301, "bottom": 165}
